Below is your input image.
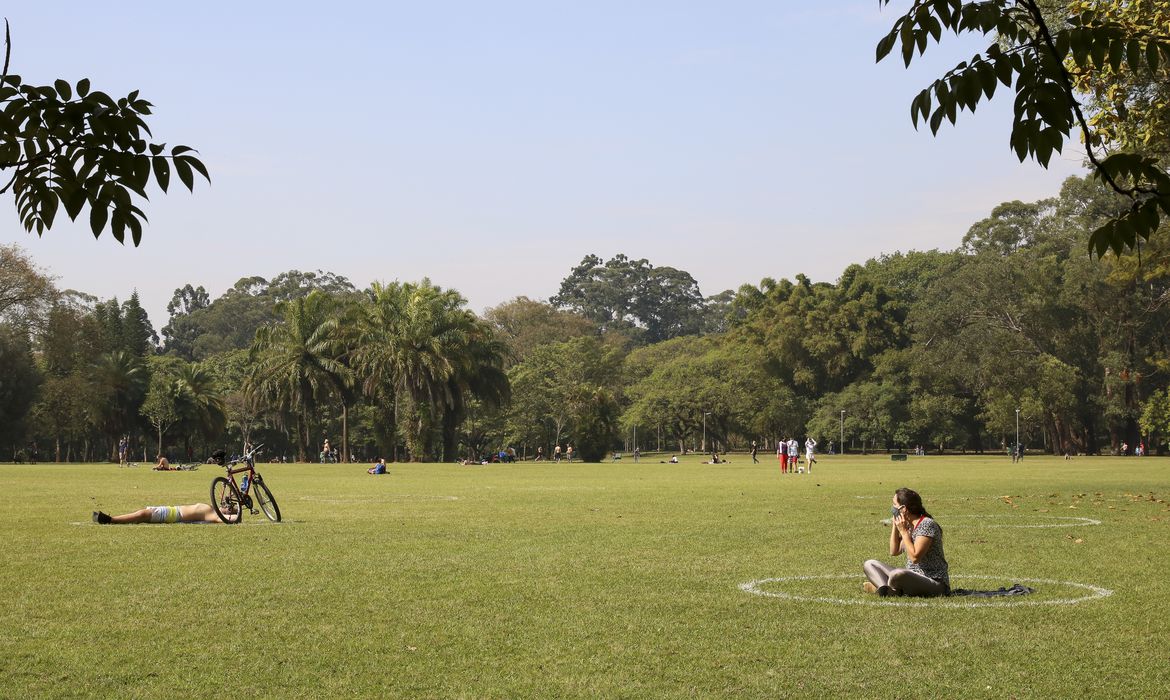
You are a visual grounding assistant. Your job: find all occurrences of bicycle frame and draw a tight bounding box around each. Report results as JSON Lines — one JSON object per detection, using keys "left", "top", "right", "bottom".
{"left": 221, "top": 445, "right": 263, "bottom": 506}
{"left": 211, "top": 443, "right": 280, "bottom": 524}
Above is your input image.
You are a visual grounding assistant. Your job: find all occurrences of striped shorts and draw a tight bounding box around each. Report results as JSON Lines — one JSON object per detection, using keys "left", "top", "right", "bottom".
{"left": 147, "top": 505, "right": 182, "bottom": 523}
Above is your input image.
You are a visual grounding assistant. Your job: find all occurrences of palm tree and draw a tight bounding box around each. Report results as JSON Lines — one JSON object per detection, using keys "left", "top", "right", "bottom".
{"left": 173, "top": 362, "right": 228, "bottom": 459}
{"left": 439, "top": 319, "right": 511, "bottom": 461}
{"left": 93, "top": 350, "right": 148, "bottom": 459}
{"left": 248, "top": 291, "right": 351, "bottom": 462}
{"left": 351, "top": 280, "right": 509, "bottom": 461}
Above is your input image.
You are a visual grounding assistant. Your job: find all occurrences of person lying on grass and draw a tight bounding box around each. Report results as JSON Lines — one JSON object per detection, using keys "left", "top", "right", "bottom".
{"left": 368, "top": 458, "right": 387, "bottom": 474}
{"left": 92, "top": 503, "right": 227, "bottom": 525}
{"left": 862, "top": 487, "right": 950, "bottom": 597}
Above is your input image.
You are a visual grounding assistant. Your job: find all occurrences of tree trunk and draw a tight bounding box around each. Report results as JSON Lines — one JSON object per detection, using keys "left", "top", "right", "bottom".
{"left": 296, "top": 412, "right": 308, "bottom": 463}
{"left": 392, "top": 395, "right": 399, "bottom": 462}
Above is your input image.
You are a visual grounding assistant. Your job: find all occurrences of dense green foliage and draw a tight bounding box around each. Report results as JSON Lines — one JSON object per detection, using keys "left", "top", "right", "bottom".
{"left": 4, "top": 175, "right": 1170, "bottom": 462}
{"left": 4, "top": 456, "right": 1168, "bottom": 696}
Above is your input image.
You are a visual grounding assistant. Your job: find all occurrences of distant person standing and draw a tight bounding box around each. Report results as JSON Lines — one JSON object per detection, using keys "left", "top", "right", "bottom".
{"left": 805, "top": 437, "right": 817, "bottom": 472}
{"left": 554, "top": 444, "right": 562, "bottom": 463}
{"left": 750, "top": 440, "right": 759, "bottom": 464}
{"left": 536, "top": 445, "right": 545, "bottom": 461}
{"left": 787, "top": 438, "right": 799, "bottom": 472}
{"left": 633, "top": 446, "right": 640, "bottom": 463}
{"left": 778, "top": 439, "right": 788, "bottom": 473}
{"left": 566, "top": 445, "right": 574, "bottom": 463}
{"left": 118, "top": 436, "right": 129, "bottom": 466}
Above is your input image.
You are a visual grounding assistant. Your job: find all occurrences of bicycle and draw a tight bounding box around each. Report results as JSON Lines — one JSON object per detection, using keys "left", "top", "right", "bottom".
{"left": 210, "top": 444, "right": 281, "bottom": 524}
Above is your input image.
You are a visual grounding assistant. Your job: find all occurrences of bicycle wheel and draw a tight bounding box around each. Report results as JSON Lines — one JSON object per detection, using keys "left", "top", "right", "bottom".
{"left": 252, "top": 476, "right": 281, "bottom": 522}
{"left": 210, "top": 476, "right": 243, "bottom": 524}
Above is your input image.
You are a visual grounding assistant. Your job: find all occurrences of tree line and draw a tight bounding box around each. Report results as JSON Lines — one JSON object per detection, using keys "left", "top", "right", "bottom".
{"left": 2, "top": 176, "right": 1170, "bottom": 462}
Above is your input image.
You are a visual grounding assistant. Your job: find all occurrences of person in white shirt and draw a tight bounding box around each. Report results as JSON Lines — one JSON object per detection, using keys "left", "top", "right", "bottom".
{"left": 805, "top": 437, "right": 817, "bottom": 472}
{"left": 787, "top": 438, "right": 799, "bottom": 471}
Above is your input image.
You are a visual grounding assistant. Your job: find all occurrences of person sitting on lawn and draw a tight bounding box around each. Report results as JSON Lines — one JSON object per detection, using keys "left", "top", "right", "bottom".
{"left": 863, "top": 487, "right": 950, "bottom": 597}
{"left": 368, "top": 458, "right": 387, "bottom": 475}
{"left": 92, "top": 503, "right": 226, "bottom": 524}
{"left": 152, "top": 455, "right": 172, "bottom": 470}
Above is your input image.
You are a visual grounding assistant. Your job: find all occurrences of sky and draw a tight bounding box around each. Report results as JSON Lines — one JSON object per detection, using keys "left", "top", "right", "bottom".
{"left": 2, "top": 1, "right": 1086, "bottom": 329}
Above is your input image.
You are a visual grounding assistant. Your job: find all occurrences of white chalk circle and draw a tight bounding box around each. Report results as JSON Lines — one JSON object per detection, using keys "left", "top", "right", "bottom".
{"left": 947, "top": 515, "right": 1102, "bottom": 528}
{"left": 297, "top": 495, "right": 459, "bottom": 504}
{"left": 876, "top": 514, "right": 1102, "bottom": 528}
{"left": 739, "top": 574, "right": 1113, "bottom": 607}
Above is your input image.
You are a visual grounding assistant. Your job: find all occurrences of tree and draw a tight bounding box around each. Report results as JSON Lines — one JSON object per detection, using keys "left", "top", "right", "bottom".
{"left": 160, "top": 284, "right": 209, "bottom": 357}
{"left": 248, "top": 291, "right": 350, "bottom": 462}
{"left": 0, "top": 244, "right": 55, "bottom": 332}
{"left": 121, "top": 291, "right": 157, "bottom": 355}
{"left": 161, "top": 271, "right": 356, "bottom": 360}
{"left": 482, "top": 296, "right": 597, "bottom": 367}
{"left": 551, "top": 254, "right": 707, "bottom": 343}
{"left": 140, "top": 369, "right": 178, "bottom": 458}
{"left": 623, "top": 339, "right": 793, "bottom": 453}
{"left": 0, "top": 21, "right": 208, "bottom": 243}
{"left": 172, "top": 361, "right": 227, "bottom": 458}
{"left": 1063, "top": 1, "right": 1170, "bottom": 168}
{"left": 878, "top": 0, "right": 1170, "bottom": 254}
{"left": 0, "top": 323, "right": 41, "bottom": 455}
{"left": 1139, "top": 389, "right": 1170, "bottom": 452}
{"left": 507, "top": 336, "right": 623, "bottom": 461}
{"left": 92, "top": 349, "right": 148, "bottom": 457}
{"left": 437, "top": 318, "right": 511, "bottom": 462}
{"left": 350, "top": 280, "right": 505, "bottom": 461}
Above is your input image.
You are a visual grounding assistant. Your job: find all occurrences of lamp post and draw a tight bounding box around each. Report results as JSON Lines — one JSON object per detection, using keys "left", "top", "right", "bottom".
{"left": 703, "top": 412, "right": 711, "bottom": 453}
{"left": 1015, "top": 408, "right": 1020, "bottom": 460}
{"left": 840, "top": 410, "right": 845, "bottom": 456}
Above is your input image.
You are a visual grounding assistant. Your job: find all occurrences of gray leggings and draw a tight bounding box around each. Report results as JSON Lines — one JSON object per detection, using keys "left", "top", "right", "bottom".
{"left": 863, "top": 559, "right": 949, "bottom": 597}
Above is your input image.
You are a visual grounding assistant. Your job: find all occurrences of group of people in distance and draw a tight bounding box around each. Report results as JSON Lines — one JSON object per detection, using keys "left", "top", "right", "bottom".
{"left": 533, "top": 444, "right": 574, "bottom": 462}
{"left": 774, "top": 437, "right": 816, "bottom": 473}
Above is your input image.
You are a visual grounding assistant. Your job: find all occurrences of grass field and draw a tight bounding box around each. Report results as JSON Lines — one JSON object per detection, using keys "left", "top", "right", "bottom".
{"left": 2, "top": 454, "right": 1168, "bottom": 698}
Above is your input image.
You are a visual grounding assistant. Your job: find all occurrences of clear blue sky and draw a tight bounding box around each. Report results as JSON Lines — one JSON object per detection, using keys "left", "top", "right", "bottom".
{"left": 2, "top": 1, "right": 1085, "bottom": 328}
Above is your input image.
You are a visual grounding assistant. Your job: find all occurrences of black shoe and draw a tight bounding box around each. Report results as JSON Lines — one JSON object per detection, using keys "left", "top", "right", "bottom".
{"left": 93, "top": 511, "right": 112, "bottom": 525}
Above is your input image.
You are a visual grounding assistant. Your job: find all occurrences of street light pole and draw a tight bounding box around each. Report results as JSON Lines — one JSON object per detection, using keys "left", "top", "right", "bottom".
{"left": 1015, "top": 408, "right": 1020, "bottom": 460}
{"left": 703, "top": 412, "right": 711, "bottom": 453}
{"left": 840, "top": 410, "right": 845, "bottom": 456}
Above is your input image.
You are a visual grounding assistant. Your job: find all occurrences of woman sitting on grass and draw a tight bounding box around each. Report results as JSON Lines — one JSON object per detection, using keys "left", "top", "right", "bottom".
{"left": 863, "top": 487, "right": 950, "bottom": 597}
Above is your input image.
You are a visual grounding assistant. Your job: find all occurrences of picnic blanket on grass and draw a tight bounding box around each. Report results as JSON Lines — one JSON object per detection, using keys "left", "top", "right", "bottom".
{"left": 950, "top": 583, "right": 1035, "bottom": 598}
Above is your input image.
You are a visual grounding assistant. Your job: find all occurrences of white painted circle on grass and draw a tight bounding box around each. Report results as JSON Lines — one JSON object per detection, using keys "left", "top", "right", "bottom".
{"left": 947, "top": 515, "right": 1101, "bottom": 528}
{"left": 875, "top": 514, "right": 1102, "bottom": 528}
{"left": 296, "top": 495, "right": 459, "bottom": 504}
{"left": 739, "top": 574, "right": 1113, "bottom": 607}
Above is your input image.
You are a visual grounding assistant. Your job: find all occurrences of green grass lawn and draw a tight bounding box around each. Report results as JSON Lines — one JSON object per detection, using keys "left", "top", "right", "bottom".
{"left": 2, "top": 454, "right": 1168, "bottom": 698}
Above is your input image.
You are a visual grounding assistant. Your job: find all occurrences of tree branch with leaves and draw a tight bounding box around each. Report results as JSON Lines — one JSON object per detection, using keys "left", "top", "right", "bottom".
{"left": 878, "top": 0, "right": 1170, "bottom": 255}
{"left": 0, "top": 20, "right": 208, "bottom": 244}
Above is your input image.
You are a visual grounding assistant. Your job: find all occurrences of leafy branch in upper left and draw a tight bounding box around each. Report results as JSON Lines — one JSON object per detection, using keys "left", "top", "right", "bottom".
{"left": 0, "top": 19, "right": 209, "bottom": 245}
